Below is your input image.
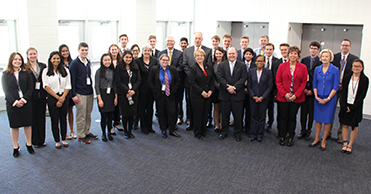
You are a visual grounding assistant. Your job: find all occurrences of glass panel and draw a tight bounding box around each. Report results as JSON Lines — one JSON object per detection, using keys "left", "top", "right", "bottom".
{"left": 58, "top": 25, "right": 80, "bottom": 59}
{"left": 90, "top": 25, "right": 112, "bottom": 60}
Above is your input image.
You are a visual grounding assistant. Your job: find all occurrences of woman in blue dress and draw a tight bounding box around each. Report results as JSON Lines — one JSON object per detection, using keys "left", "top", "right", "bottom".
{"left": 310, "top": 49, "right": 339, "bottom": 151}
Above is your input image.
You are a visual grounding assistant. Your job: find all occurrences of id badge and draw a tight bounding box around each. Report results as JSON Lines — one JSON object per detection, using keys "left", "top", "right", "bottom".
{"left": 106, "top": 87, "right": 111, "bottom": 94}
{"left": 35, "top": 82, "right": 41, "bottom": 90}
{"left": 18, "top": 90, "right": 23, "bottom": 98}
{"left": 128, "top": 83, "right": 132, "bottom": 89}
{"left": 87, "top": 77, "right": 91, "bottom": 85}
{"left": 161, "top": 84, "right": 166, "bottom": 91}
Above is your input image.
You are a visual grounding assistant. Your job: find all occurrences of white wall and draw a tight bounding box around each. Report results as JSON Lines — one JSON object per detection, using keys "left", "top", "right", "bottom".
{"left": 194, "top": 0, "right": 371, "bottom": 115}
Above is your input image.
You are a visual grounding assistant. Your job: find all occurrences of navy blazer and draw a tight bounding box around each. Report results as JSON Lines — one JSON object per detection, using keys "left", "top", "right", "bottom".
{"left": 332, "top": 52, "right": 358, "bottom": 83}
{"left": 188, "top": 63, "right": 215, "bottom": 98}
{"left": 300, "top": 56, "right": 321, "bottom": 90}
{"left": 147, "top": 65, "right": 180, "bottom": 101}
{"left": 217, "top": 60, "right": 247, "bottom": 101}
{"left": 158, "top": 48, "right": 183, "bottom": 73}
{"left": 247, "top": 68, "right": 273, "bottom": 100}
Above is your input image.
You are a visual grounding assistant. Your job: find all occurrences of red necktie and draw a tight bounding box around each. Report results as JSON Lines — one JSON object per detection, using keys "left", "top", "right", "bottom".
{"left": 165, "top": 71, "right": 170, "bottom": 96}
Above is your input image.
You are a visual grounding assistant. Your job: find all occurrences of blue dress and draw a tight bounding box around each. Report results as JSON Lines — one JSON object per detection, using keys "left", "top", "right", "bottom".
{"left": 313, "top": 64, "right": 339, "bottom": 123}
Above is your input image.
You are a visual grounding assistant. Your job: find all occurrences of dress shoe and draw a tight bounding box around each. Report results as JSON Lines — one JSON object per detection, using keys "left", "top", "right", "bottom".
{"left": 148, "top": 128, "right": 155, "bottom": 133}
{"left": 214, "top": 128, "right": 220, "bottom": 132}
{"left": 177, "top": 118, "right": 183, "bottom": 125}
{"left": 250, "top": 138, "right": 256, "bottom": 142}
{"left": 219, "top": 134, "right": 228, "bottom": 140}
{"left": 320, "top": 146, "right": 326, "bottom": 151}
{"left": 235, "top": 137, "right": 241, "bottom": 142}
{"left": 309, "top": 141, "right": 320, "bottom": 147}
{"left": 297, "top": 133, "right": 306, "bottom": 139}
{"left": 55, "top": 143, "right": 62, "bottom": 149}
{"left": 186, "top": 126, "right": 193, "bottom": 131}
{"left": 286, "top": 138, "right": 294, "bottom": 147}
{"left": 279, "top": 137, "right": 285, "bottom": 146}
{"left": 102, "top": 134, "right": 108, "bottom": 142}
{"left": 115, "top": 126, "right": 124, "bottom": 131}
{"left": 161, "top": 131, "right": 167, "bottom": 139}
{"left": 141, "top": 130, "right": 149, "bottom": 135}
{"left": 107, "top": 133, "right": 113, "bottom": 141}
{"left": 169, "top": 131, "right": 181, "bottom": 137}
{"left": 26, "top": 143, "right": 35, "bottom": 154}
{"left": 265, "top": 124, "right": 272, "bottom": 133}
{"left": 123, "top": 129, "right": 130, "bottom": 139}
{"left": 128, "top": 130, "right": 135, "bottom": 138}
{"left": 257, "top": 138, "right": 263, "bottom": 143}
{"left": 195, "top": 135, "right": 203, "bottom": 140}
{"left": 13, "top": 146, "right": 20, "bottom": 158}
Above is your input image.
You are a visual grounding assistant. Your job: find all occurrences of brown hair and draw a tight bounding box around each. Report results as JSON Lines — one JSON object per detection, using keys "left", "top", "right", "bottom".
{"left": 148, "top": 35, "right": 157, "bottom": 40}
{"left": 288, "top": 46, "right": 301, "bottom": 59}
{"left": 211, "top": 35, "right": 220, "bottom": 42}
{"left": 5, "top": 52, "right": 26, "bottom": 74}
{"left": 240, "top": 36, "right": 249, "bottom": 41}
{"left": 223, "top": 34, "right": 232, "bottom": 40}
{"left": 108, "top": 44, "right": 122, "bottom": 63}
{"left": 25, "top": 47, "right": 38, "bottom": 73}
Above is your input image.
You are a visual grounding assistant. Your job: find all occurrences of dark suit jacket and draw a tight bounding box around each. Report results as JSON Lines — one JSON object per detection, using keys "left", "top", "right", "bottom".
{"left": 188, "top": 63, "right": 215, "bottom": 99}
{"left": 2, "top": 70, "right": 34, "bottom": 104}
{"left": 300, "top": 56, "right": 321, "bottom": 90}
{"left": 247, "top": 68, "right": 273, "bottom": 99}
{"left": 135, "top": 56, "right": 159, "bottom": 94}
{"left": 217, "top": 60, "right": 247, "bottom": 101}
{"left": 114, "top": 63, "right": 141, "bottom": 95}
{"left": 147, "top": 65, "right": 180, "bottom": 101}
{"left": 237, "top": 49, "right": 256, "bottom": 62}
{"left": 332, "top": 52, "right": 358, "bottom": 83}
{"left": 183, "top": 45, "right": 212, "bottom": 87}
{"left": 158, "top": 49, "right": 183, "bottom": 73}
{"left": 340, "top": 72, "right": 369, "bottom": 125}
{"left": 29, "top": 62, "right": 47, "bottom": 100}
{"left": 152, "top": 49, "right": 160, "bottom": 58}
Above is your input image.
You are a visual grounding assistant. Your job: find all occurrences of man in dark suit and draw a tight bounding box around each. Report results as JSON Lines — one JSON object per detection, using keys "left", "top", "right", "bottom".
{"left": 243, "top": 48, "right": 256, "bottom": 134}
{"left": 271, "top": 43, "right": 290, "bottom": 135}
{"left": 158, "top": 36, "right": 184, "bottom": 130}
{"left": 177, "top": 37, "right": 189, "bottom": 125}
{"left": 330, "top": 39, "right": 359, "bottom": 143}
{"left": 298, "top": 41, "right": 322, "bottom": 140}
{"left": 183, "top": 32, "right": 212, "bottom": 131}
{"left": 237, "top": 36, "right": 255, "bottom": 62}
{"left": 264, "top": 43, "right": 279, "bottom": 133}
{"left": 217, "top": 47, "right": 247, "bottom": 141}
{"left": 118, "top": 34, "right": 130, "bottom": 54}
{"left": 148, "top": 35, "right": 160, "bottom": 57}
{"left": 222, "top": 34, "right": 232, "bottom": 51}
{"left": 147, "top": 55, "right": 181, "bottom": 138}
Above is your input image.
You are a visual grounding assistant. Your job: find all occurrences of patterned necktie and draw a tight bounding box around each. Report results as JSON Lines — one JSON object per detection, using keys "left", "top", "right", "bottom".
{"left": 169, "top": 50, "right": 172, "bottom": 65}
{"left": 165, "top": 70, "right": 170, "bottom": 96}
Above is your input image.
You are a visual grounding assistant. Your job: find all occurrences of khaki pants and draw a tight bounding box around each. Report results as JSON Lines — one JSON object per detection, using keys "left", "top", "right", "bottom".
{"left": 75, "top": 94, "right": 94, "bottom": 138}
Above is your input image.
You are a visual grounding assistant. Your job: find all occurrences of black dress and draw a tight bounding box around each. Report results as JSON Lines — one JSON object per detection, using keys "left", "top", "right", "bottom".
{"left": 2, "top": 70, "right": 34, "bottom": 128}
{"left": 339, "top": 73, "right": 369, "bottom": 128}
{"left": 95, "top": 67, "right": 116, "bottom": 113}
{"left": 114, "top": 63, "right": 141, "bottom": 117}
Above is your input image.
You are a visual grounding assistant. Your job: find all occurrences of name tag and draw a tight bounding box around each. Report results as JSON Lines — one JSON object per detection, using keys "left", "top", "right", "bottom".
{"left": 128, "top": 83, "right": 132, "bottom": 89}
{"left": 18, "top": 90, "right": 23, "bottom": 98}
{"left": 35, "top": 82, "right": 41, "bottom": 90}
{"left": 87, "top": 77, "right": 91, "bottom": 85}
{"left": 161, "top": 84, "right": 166, "bottom": 91}
{"left": 106, "top": 87, "right": 111, "bottom": 94}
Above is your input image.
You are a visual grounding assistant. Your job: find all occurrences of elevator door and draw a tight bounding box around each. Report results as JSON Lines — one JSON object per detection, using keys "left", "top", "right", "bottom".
{"left": 231, "top": 22, "right": 269, "bottom": 50}
{"left": 301, "top": 24, "right": 363, "bottom": 58}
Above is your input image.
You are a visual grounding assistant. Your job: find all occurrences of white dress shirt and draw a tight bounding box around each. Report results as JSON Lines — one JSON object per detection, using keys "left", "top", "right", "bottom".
{"left": 42, "top": 67, "right": 72, "bottom": 95}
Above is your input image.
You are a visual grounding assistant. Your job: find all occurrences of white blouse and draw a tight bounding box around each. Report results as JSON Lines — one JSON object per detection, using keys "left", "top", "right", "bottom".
{"left": 347, "top": 79, "right": 359, "bottom": 104}
{"left": 42, "top": 67, "right": 71, "bottom": 95}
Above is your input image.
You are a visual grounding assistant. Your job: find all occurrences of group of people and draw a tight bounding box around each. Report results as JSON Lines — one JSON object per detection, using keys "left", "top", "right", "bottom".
{"left": 2, "top": 32, "right": 368, "bottom": 158}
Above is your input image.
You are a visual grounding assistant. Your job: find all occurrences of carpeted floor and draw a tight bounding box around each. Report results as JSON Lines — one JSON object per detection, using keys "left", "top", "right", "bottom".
{"left": 0, "top": 103, "right": 370, "bottom": 194}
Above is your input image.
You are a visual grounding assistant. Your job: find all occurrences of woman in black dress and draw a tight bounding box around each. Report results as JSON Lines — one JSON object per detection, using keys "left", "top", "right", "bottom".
{"left": 2, "top": 52, "right": 35, "bottom": 157}
{"left": 339, "top": 59, "right": 369, "bottom": 154}
{"left": 95, "top": 54, "right": 117, "bottom": 141}
{"left": 114, "top": 51, "right": 141, "bottom": 139}
{"left": 25, "top": 47, "right": 47, "bottom": 148}
{"left": 42, "top": 51, "right": 71, "bottom": 149}
{"left": 59, "top": 44, "right": 76, "bottom": 139}
{"left": 189, "top": 49, "right": 215, "bottom": 139}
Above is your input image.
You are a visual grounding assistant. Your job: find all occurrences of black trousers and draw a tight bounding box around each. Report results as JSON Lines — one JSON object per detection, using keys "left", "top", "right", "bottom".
{"left": 177, "top": 76, "right": 185, "bottom": 119}
{"left": 220, "top": 100, "right": 244, "bottom": 137}
{"left": 100, "top": 111, "right": 113, "bottom": 134}
{"left": 267, "top": 93, "right": 274, "bottom": 126}
{"left": 113, "top": 103, "right": 121, "bottom": 126}
{"left": 193, "top": 97, "right": 211, "bottom": 137}
{"left": 139, "top": 92, "right": 154, "bottom": 133}
{"left": 250, "top": 98, "right": 269, "bottom": 139}
{"left": 156, "top": 94, "right": 176, "bottom": 132}
{"left": 185, "top": 87, "right": 194, "bottom": 128}
{"left": 31, "top": 97, "right": 47, "bottom": 145}
{"left": 47, "top": 93, "right": 69, "bottom": 142}
{"left": 300, "top": 95, "right": 314, "bottom": 135}
{"left": 244, "top": 94, "right": 251, "bottom": 132}
{"left": 278, "top": 101, "right": 301, "bottom": 139}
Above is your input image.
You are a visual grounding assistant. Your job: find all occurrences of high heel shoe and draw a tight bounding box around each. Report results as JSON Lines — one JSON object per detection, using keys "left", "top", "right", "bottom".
{"left": 115, "top": 125, "right": 124, "bottom": 131}
{"left": 107, "top": 132, "right": 113, "bottom": 141}
{"left": 309, "top": 141, "right": 320, "bottom": 147}
{"left": 26, "top": 143, "right": 35, "bottom": 154}
{"left": 13, "top": 146, "right": 20, "bottom": 158}
{"left": 102, "top": 133, "right": 108, "bottom": 142}
{"left": 70, "top": 131, "right": 77, "bottom": 139}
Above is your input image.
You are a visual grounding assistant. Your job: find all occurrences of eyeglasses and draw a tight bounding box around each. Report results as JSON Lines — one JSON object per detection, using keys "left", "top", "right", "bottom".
{"left": 353, "top": 65, "right": 363, "bottom": 68}
{"left": 161, "top": 59, "right": 169, "bottom": 62}
{"left": 132, "top": 49, "right": 139, "bottom": 52}
{"left": 310, "top": 47, "right": 319, "bottom": 50}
